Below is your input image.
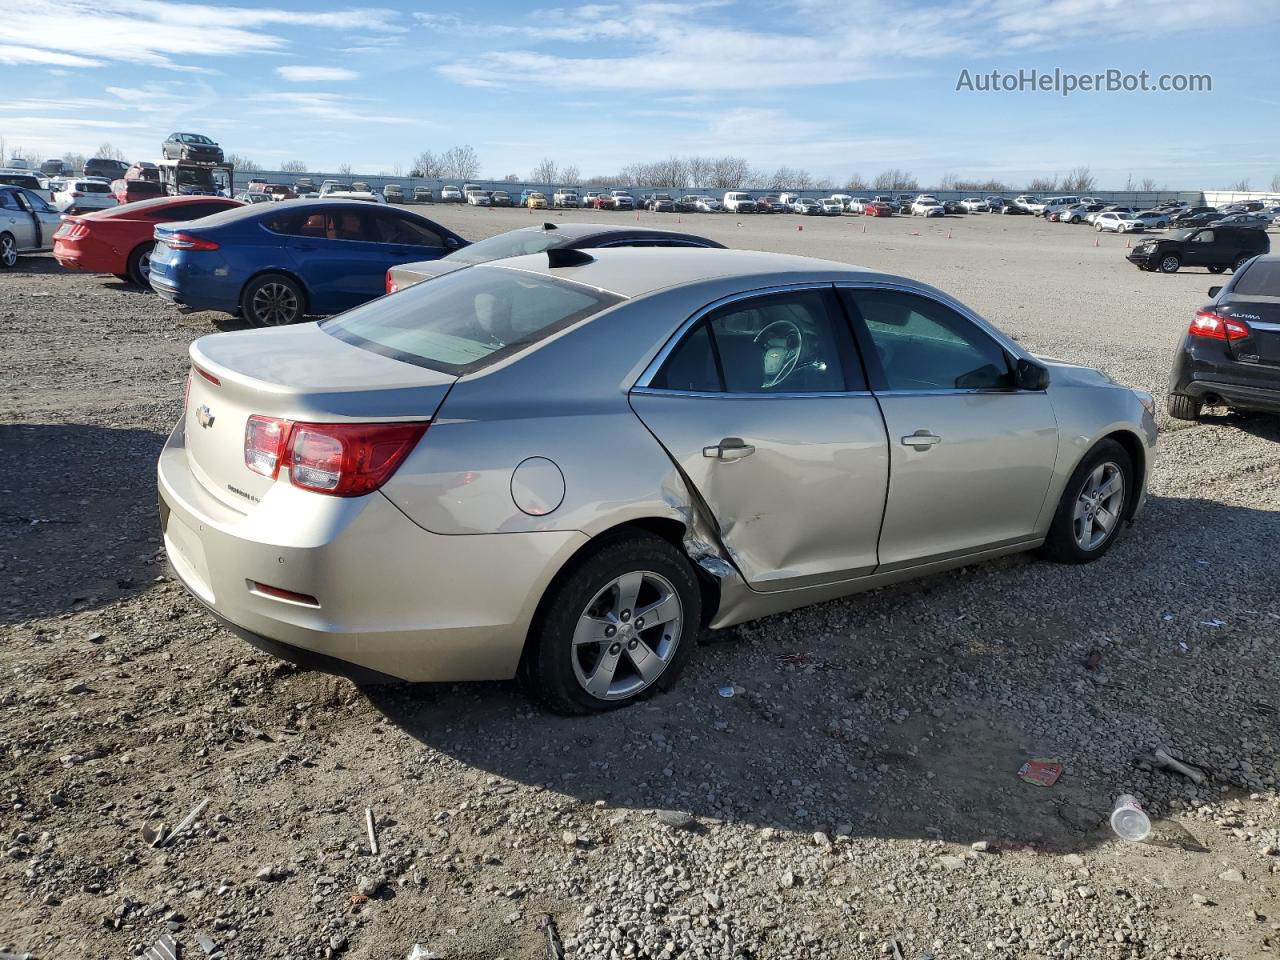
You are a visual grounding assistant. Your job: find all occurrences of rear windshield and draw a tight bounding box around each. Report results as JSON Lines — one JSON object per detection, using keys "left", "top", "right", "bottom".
{"left": 445, "top": 230, "right": 567, "bottom": 265}
{"left": 1234, "top": 260, "right": 1280, "bottom": 297}
{"left": 322, "top": 266, "right": 622, "bottom": 375}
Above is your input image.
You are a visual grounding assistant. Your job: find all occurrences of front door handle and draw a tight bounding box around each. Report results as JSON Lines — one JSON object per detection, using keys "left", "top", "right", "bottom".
{"left": 703, "top": 437, "right": 756, "bottom": 461}
{"left": 901, "top": 430, "right": 941, "bottom": 449}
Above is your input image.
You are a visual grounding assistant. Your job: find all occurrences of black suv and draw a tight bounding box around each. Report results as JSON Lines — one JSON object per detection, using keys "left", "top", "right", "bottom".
{"left": 84, "top": 157, "right": 129, "bottom": 180}
{"left": 1127, "top": 225, "right": 1269, "bottom": 274}
{"left": 1167, "top": 255, "right": 1280, "bottom": 420}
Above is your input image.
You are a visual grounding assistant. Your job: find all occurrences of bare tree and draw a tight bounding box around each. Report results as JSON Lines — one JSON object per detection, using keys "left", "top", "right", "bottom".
{"left": 1060, "top": 166, "right": 1095, "bottom": 192}
{"left": 337, "top": 162, "right": 353, "bottom": 176}
{"left": 62, "top": 152, "right": 87, "bottom": 174}
{"left": 1026, "top": 175, "right": 1058, "bottom": 192}
{"left": 685, "top": 156, "right": 711, "bottom": 189}
{"left": 872, "top": 169, "right": 917, "bottom": 191}
{"left": 1229, "top": 178, "right": 1251, "bottom": 191}
{"left": 225, "top": 153, "right": 260, "bottom": 173}
{"left": 442, "top": 145, "right": 480, "bottom": 180}
{"left": 529, "top": 158, "right": 559, "bottom": 183}
{"left": 411, "top": 150, "right": 444, "bottom": 178}
{"left": 95, "top": 142, "right": 129, "bottom": 162}
{"left": 937, "top": 172, "right": 961, "bottom": 190}
{"left": 503, "top": 173, "right": 520, "bottom": 182}
{"left": 1138, "top": 177, "right": 1156, "bottom": 192}
{"left": 560, "top": 164, "right": 581, "bottom": 185}
{"left": 844, "top": 172, "right": 868, "bottom": 191}
{"left": 281, "top": 160, "right": 308, "bottom": 173}
{"left": 1272, "top": 172, "right": 1280, "bottom": 193}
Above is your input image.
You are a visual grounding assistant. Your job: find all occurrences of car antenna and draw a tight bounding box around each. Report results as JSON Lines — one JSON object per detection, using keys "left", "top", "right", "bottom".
{"left": 546, "top": 249, "right": 593, "bottom": 268}
{"left": 542, "top": 222, "right": 558, "bottom": 231}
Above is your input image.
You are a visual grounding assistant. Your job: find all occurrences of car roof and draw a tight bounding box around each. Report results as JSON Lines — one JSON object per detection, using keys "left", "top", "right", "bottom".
{"left": 490, "top": 247, "right": 878, "bottom": 299}
{"left": 177, "top": 198, "right": 436, "bottom": 228}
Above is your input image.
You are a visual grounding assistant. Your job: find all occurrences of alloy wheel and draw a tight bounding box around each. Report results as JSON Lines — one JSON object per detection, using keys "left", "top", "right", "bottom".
{"left": 251, "top": 281, "right": 299, "bottom": 325}
{"left": 1073, "top": 461, "right": 1125, "bottom": 551}
{"left": 0, "top": 235, "right": 15, "bottom": 267}
{"left": 571, "top": 570, "right": 683, "bottom": 701}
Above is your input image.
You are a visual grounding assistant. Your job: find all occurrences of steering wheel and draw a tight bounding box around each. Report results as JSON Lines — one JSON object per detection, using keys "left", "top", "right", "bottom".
{"left": 752, "top": 319, "right": 803, "bottom": 389}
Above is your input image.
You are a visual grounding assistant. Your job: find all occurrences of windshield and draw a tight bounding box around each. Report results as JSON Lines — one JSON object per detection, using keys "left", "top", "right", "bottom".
{"left": 444, "top": 229, "right": 566, "bottom": 265}
{"left": 323, "top": 265, "right": 622, "bottom": 375}
{"left": 174, "top": 168, "right": 214, "bottom": 187}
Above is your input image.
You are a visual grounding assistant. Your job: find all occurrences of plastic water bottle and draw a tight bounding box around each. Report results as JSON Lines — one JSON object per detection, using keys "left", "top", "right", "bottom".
{"left": 1110, "top": 794, "right": 1152, "bottom": 842}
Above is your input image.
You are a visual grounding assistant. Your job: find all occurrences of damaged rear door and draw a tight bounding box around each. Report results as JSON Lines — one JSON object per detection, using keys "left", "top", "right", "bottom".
{"left": 629, "top": 285, "right": 889, "bottom": 592}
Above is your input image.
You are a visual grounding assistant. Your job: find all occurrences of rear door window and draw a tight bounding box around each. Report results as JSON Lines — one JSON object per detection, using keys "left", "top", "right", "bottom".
{"left": 370, "top": 212, "right": 443, "bottom": 246}
{"left": 1233, "top": 260, "right": 1280, "bottom": 295}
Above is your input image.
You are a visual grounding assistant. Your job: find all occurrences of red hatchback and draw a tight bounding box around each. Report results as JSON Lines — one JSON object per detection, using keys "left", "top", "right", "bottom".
{"left": 53, "top": 195, "right": 242, "bottom": 287}
{"left": 864, "top": 202, "right": 894, "bottom": 217}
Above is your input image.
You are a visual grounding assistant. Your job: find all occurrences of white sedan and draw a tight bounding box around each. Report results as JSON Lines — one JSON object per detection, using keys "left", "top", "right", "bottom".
{"left": 52, "top": 178, "right": 117, "bottom": 214}
{"left": 1131, "top": 210, "right": 1170, "bottom": 229}
{"left": 960, "top": 197, "right": 985, "bottom": 212}
{"left": 819, "top": 198, "right": 844, "bottom": 215}
{"left": 1094, "top": 211, "right": 1145, "bottom": 233}
{"left": 847, "top": 198, "right": 871, "bottom": 213}
{"left": 910, "top": 196, "right": 944, "bottom": 217}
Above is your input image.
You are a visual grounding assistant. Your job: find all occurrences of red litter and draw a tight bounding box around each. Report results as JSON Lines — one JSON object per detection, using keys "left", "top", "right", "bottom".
{"left": 1017, "top": 758, "right": 1063, "bottom": 787}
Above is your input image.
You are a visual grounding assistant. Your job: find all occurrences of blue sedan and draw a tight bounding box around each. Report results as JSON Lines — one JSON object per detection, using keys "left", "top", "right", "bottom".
{"left": 148, "top": 200, "right": 468, "bottom": 326}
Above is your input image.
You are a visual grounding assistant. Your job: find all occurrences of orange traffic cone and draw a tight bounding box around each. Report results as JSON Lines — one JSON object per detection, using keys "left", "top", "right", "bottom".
{"left": 1093, "top": 236, "right": 1100, "bottom": 247}
{"left": 1125, "top": 237, "right": 1132, "bottom": 248}
{"left": 862, "top": 224, "right": 867, "bottom": 233}
{"left": 946, "top": 229, "right": 952, "bottom": 239}
{"left": 797, "top": 224, "right": 803, "bottom": 231}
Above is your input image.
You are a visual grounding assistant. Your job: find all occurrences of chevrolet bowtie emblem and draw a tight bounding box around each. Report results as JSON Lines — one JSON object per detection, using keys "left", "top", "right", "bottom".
{"left": 196, "top": 404, "right": 215, "bottom": 429}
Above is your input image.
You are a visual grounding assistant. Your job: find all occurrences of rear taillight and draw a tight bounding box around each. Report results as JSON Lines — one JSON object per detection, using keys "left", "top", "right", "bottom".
{"left": 163, "top": 232, "right": 219, "bottom": 251}
{"left": 70, "top": 191, "right": 84, "bottom": 198}
{"left": 243, "top": 417, "right": 427, "bottom": 497}
{"left": 385, "top": 272, "right": 398, "bottom": 295}
{"left": 55, "top": 221, "right": 87, "bottom": 240}
{"left": 1189, "top": 309, "right": 1250, "bottom": 341}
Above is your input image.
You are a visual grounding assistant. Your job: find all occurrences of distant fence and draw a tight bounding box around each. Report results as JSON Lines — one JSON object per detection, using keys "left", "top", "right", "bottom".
{"left": 233, "top": 170, "right": 1221, "bottom": 207}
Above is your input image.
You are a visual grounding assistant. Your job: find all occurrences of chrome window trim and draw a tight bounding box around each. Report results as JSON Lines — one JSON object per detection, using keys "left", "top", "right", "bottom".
{"left": 633, "top": 281, "right": 846, "bottom": 392}
{"left": 632, "top": 387, "right": 875, "bottom": 400}
{"left": 1246, "top": 320, "right": 1280, "bottom": 332}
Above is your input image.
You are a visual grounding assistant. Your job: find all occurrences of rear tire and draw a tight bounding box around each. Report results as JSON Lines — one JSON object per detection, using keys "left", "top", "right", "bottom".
{"left": 1038, "top": 439, "right": 1133, "bottom": 564}
{"left": 126, "top": 242, "right": 154, "bottom": 288}
{"left": 240, "top": 273, "right": 305, "bottom": 327}
{"left": 1159, "top": 255, "right": 1181, "bottom": 273}
{"left": 1233, "top": 255, "right": 1253, "bottom": 273}
{"left": 1167, "top": 393, "right": 1202, "bottom": 421}
{"left": 525, "top": 533, "right": 701, "bottom": 715}
{"left": 0, "top": 233, "right": 16, "bottom": 268}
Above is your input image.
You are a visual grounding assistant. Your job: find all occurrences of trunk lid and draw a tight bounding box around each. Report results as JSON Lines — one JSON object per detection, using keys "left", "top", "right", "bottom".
{"left": 185, "top": 323, "right": 455, "bottom": 511}
{"left": 1221, "top": 294, "right": 1280, "bottom": 367}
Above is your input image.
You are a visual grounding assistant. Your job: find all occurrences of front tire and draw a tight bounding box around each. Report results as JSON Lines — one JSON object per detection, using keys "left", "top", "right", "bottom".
{"left": 1208, "top": 265, "right": 1226, "bottom": 274}
{"left": 1233, "top": 255, "right": 1253, "bottom": 273}
{"left": 1039, "top": 439, "right": 1133, "bottom": 564}
{"left": 240, "top": 273, "right": 305, "bottom": 327}
{"left": 1167, "top": 393, "right": 1202, "bottom": 421}
{"left": 525, "top": 534, "right": 701, "bottom": 714}
{"left": 1159, "top": 254, "right": 1181, "bottom": 273}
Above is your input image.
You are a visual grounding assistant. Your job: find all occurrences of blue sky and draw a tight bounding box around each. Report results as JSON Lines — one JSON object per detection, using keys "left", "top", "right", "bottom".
{"left": 1, "top": 0, "right": 1277, "bottom": 189}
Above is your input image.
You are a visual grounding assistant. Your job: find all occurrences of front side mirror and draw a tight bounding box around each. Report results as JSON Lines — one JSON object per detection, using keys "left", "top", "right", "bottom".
{"left": 444, "top": 236, "right": 459, "bottom": 248}
{"left": 1016, "top": 357, "right": 1050, "bottom": 391}
{"left": 1208, "top": 285, "right": 1222, "bottom": 298}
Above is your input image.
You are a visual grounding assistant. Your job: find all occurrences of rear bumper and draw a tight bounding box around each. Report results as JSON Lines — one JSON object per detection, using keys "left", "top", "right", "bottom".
{"left": 157, "top": 420, "right": 586, "bottom": 682}
{"left": 1180, "top": 378, "right": 1280, "bottom": 413}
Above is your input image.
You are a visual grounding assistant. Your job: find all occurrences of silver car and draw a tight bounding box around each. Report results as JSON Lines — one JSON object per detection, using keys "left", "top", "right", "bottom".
{"left": 0, "top": 184, "right": 64, "bottom": 266}
{"left": 158, "top": 249, "right": 1157, "bottom": 713}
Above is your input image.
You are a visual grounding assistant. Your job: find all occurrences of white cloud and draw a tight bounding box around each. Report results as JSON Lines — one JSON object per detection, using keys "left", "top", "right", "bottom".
{"left": 0, "top": 44, "right": 103, "bottom": 67}
{"left": 276, "top": 66, "right": 359, "bottom": 82}
{"left": 2, "top": 0, "right": 401, "bottom": 71}
{"left": 258, "top": 92, "right": 417, "bottom": 126}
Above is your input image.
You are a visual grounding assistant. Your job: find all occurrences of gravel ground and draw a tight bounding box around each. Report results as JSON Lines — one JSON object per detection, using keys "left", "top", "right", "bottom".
{"left": 2, "top": 208, "right": 1278, "bottom": 960}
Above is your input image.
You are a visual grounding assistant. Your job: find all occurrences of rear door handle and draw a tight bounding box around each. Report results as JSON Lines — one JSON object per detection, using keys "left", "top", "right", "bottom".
{"left": 703, "top": 437, "right": 756, "bottom": 461}
{"left": 901, "top": 431, "right": 941, "bottom": 449}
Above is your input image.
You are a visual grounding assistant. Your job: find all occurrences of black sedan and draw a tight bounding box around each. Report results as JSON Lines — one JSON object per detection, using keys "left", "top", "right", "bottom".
{"left": 386, "top": 222, "right": 725, "bottom": 291}
{"left": 1167, "top": 254, "right": 1280, "bottom": 421}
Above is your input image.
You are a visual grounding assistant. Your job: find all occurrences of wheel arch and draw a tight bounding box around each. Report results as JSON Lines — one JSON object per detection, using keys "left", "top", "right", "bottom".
{"left": 518, "top": 516, "right": 724, "bottom": 675}
{"left": 1096, "top": 429, "right": 1147, "bottom": 521}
